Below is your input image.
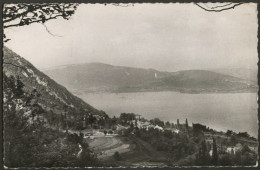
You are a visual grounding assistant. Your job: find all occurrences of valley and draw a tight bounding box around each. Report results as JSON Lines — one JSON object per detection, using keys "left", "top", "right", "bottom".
{"left": 3, "top": 47, "right": 258, "bottom": 167}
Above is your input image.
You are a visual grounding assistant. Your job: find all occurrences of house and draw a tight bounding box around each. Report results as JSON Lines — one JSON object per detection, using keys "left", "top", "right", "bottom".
{"left": 173, "top": 129, "right": 179, "bottom": 134}
{"left": 154, "top": 125, "right": 164, "bottom": 131}
{"left": 145, "top": 124, "right": 155, "bottom": 131}
{"left": 226, "top": 143, "right": 243, "bottom": 154}
{"left": 115, "top": 124, "right": 128, "bottom": 135}
{"left": 209, "top": 149, "right": 213, "bottom": 156}
{"left": 226, "top": 147, "right": 235, "bottom": 154}
{"left": 205, "top": 138, "right": 213, "bottom": 145}
{"left": 137, "top": 121, "right": 150, "bottom": 129}
{"left": 116, "top": 124, "right": 128, "bottom": 131}
{"left": 165, "top": 127, "right": 179, "bottom": 134}
{"left": 234, "top": 143, "right": 243, "bottom": 152}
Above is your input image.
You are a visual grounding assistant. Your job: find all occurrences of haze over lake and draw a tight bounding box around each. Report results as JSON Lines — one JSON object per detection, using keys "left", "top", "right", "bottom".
{"left": 79, "top": 91, "right": 258, "bottom": 137}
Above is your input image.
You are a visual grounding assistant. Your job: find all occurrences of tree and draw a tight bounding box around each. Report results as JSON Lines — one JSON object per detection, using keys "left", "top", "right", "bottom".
{"left": 165, "top": 121, "right": 171, "bottom": 128}
{"left": 63, "top": 105, "right": 69, "bottom": 134}
{"left": 226, "top": 130, "right": 233, "bottom": 136}
{"left": 185, "top": 118, "right": 189, "bottom": 129}
{"left": 229, "top": 135, "right": 237, "bottom": 145}
{"left": 150, "top": 118, "right": 164, "bottom": 127}
{"left": 177, "top": 119, "right": 180, "bottom": 127}
{"left": 87, "top": 114, "right": 97, "bottom": 128}
{"left": 113, "top": 151, "right": 122, "bottom": 161}
{"left": 212, "top": 138, "right": 218, "bottom": 165}
{"left": 3, "top": 4, "right": 79, "bottom": 70}
{"left": 3, "top": 3, "right": 78, "bottom": 42}
{"left": 219, "top": 154, "right": 232, "bottom": 166}
{"left": 237, "top": 132, "right": 250, "bottom": 138}
{"left": 3, "top": 74, "right": 48, "bottom": 167}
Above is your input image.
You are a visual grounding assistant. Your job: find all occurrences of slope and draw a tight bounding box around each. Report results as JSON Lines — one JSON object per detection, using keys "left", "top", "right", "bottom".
{"left": 3, "top": 47, "right": 105, "bottom": 121}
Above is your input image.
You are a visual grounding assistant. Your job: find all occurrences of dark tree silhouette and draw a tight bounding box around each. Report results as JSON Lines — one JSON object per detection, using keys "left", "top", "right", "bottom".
{"left": 4, "top": 3, "right": 78, "bottom": 28}
{"left": 3, "top": 3, "right": 79, "bottom": 70}
{"left": 185, "top": 118, "right": 188, "bottom": 129}
{"left": 3, "top": 3, "right": 78, "bottom": 42}
{"left": 195, "top": 3, "right": 244, "bottom": 12}
{"left": 177, "top": 119, "right": 180, "bottom": 127}
{"left": 212, "top": 138, "right": 218, "bottom": 165}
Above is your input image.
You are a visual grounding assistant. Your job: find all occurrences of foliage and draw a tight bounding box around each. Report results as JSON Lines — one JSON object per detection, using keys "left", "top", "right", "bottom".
{"left": 237, "top": 132, "right": 250, "bottom": 138}
{"left": 195, "top": 140, "right": 211, "bottom": 166}
{"left": 119, "top": 113, "right": 136, "bottom": 125}
{"left": 185, "top": 118, "right": 189, "bottom": 129}
{"left": 150, "top": 118, "right": 164, "bottom": 127}
{"left": 134, "top": 127, "right": 197, "bottom": 161}
{"left": 113, "top": 151, "right": 122, "bottom": 161}
{"left": 212, "top": 138, "right": 218, "bottom": 165}
{"left": 3, "top": 73, "right": 100, "bottom": 167}
{"left": 3, "top": 3, "right": 78, "bottom": 42}
{"left": 4, "top": 3, "right": 78, "bottom": 28}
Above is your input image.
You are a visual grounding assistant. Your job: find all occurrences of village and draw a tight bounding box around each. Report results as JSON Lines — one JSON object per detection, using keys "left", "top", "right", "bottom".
{"left": 71, "top": 112, "right": 258, "bottom": 166}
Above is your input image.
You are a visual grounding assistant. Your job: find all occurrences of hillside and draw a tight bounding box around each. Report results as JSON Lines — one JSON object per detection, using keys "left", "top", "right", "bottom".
{"left": 3, "top": 47, "right": 105, "bottom": 120}
{"left": 211, "top": 68, "right": 257, "bottom": 83}
{"left": 145, "top": 70, "right": 258, "bottom": 93}
{"left": 43, "top": 63, "right": 172, "bottom": 93}
{"left": 43, "top": 63, "right": 258, "bottom": 94}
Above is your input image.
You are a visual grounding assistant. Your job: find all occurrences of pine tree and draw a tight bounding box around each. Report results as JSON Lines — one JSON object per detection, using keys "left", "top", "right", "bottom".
{"left": 212, "top": 138, "right": 218, "bottom": 165}
{"left": 14, "top": 76, "right": 24, "bottom": 98}
{"left": 185, "top": 118, "right": 189, "bottom": 129}
{"left": 177, "top": 119, "right": 180, "bottom": 128}
{"left": 201, "top": 140, "right": 207, "bottom": 157}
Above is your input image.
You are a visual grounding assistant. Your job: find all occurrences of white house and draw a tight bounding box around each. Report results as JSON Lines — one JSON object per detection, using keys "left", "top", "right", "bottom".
{"left": 154, "top": 125, "right": 164, "bottom": 131}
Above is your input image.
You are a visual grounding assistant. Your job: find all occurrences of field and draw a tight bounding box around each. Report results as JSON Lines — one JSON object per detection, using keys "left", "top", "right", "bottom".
{"left": 84, "top": 131, "right": 168, "bottom": 166}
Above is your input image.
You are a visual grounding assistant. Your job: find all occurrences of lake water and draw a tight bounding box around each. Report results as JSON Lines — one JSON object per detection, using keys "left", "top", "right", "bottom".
{"left": 79, "top": 92, "right": 258, "bottom": 137}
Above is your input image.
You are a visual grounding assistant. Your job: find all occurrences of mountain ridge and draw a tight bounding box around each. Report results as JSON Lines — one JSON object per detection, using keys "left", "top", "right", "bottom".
{"left": 43, "top": 62, "right": 258, "bottom": 94}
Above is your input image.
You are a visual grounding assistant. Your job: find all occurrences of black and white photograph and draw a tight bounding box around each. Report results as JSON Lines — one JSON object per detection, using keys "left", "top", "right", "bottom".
{"left": 2, "top": 2, "right": 258, "bottom": 168}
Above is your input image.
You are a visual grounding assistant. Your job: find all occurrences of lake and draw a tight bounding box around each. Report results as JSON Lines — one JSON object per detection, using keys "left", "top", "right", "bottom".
{"left": 79, "top": 92, "right": 258, "bottom": 137}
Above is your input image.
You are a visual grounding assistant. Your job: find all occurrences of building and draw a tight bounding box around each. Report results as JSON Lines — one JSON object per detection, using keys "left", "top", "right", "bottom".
{"left": 154, "top": 125, "right": 164, "bottom": 131}
{"left": 115, "top": 124, "right": 128, "bottom": 135}
{"left": 226, "top": 143, "right": 243, "bottom": 154}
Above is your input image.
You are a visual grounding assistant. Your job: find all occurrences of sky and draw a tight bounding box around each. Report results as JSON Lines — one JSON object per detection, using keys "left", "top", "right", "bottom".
{"left": 4, "top": 3, "right": 258, "bottom": 72}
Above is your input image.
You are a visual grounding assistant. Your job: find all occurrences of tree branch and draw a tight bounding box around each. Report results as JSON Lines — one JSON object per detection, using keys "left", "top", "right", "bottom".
{"left": 210, "top": 3, "right": 233, "bottom": 9}
{"left": 3, "top": 4, "right": 50, "bottom": 23}
{"left": 4, "top": 14, "right": 64, "bottom": 28}
{"left": 195, "top": 3, "right": 244, "bottom": 12}
{"left": 41, "top": 23, "right": 62, "bottom": 37}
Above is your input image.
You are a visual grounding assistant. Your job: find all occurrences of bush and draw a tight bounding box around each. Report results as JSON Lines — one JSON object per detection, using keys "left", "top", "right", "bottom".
{"left": 113, "top": 151, "right": 122, "bottom": 161}
{"left": 219, "top": 154, "right": 232, "bottom": 166}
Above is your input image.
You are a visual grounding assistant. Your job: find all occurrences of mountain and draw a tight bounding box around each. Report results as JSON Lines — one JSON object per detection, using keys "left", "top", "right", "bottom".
{"left": 43, "top": 63, "right": 258, "bottom": 94}
{"left": 3, "top": 47, "right": 105, "bottom": 120}
{"left": 43, "top": 63, "right": 172, "bottom": 94}
{"left": 211, "top": 68, "right": 257, "bottom": 83}
{"left": 145, "top": 70, "right": 258, "bottom": 93}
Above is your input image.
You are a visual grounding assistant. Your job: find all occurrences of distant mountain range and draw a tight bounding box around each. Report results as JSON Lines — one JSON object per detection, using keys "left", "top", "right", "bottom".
{"left": 210, "top": 68, "right": 257, "bottom": 83}
{"left": 3, "top": 47, "right": 105, "bottom": 119}
{"left": 43, "top": 63, "right": 258, "bottom": 94}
